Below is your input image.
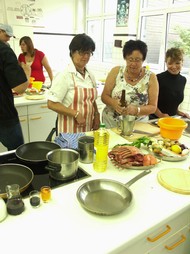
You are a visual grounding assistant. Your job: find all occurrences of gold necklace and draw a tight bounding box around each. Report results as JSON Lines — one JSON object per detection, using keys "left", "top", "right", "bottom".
{"left": 126, "top": 68, "right": 142, "bottom": 82}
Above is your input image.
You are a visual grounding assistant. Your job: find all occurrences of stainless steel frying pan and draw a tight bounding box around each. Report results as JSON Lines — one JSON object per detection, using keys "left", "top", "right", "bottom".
{"left": 76, "top": 170, "right": 151, "bottom": 215}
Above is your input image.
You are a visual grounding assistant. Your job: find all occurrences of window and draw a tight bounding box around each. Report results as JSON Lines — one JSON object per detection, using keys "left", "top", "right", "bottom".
{"left": 139, "top": 0, "right": 190, "bottom": 111}
{"left": 139, "top": 0, "right": 190, "bottom": 74}
{"left": 86, "top": 0, "right": 117, "bottom": 62}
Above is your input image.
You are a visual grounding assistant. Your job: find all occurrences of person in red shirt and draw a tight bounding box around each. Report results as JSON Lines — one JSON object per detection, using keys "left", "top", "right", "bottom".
{"left": 18, "top": 36, "right": 53, "bottom": 83}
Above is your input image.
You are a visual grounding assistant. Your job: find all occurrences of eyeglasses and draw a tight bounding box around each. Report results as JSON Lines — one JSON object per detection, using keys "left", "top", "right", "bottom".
{"left": 126, "top": 57, "right": 143, "bottom": 63}
{"left": 77, "top": 50, "right": 93, "bottom": 57}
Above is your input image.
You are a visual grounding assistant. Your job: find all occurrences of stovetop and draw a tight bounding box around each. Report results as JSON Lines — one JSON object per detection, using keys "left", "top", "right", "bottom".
{"left": 0, "top": 152, "right": 90, "bottom": 198}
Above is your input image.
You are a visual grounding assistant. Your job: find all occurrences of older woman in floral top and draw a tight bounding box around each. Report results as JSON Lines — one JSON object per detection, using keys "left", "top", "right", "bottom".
{"left": 101, "top": 39, "right": 158, "bottom": 128}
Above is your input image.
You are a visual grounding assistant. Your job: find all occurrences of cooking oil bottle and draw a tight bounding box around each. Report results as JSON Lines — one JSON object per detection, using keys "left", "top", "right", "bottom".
{"left": 93, "top": 123, "right": 110, "bottom": 172}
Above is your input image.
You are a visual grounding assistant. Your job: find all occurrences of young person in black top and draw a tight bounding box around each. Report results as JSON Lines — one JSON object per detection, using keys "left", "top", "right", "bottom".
{"left": 149, "top": 48, "right": 189, "bottom": 119}
{"left": 0, "top": 24, "right": 30, "bottom": 150}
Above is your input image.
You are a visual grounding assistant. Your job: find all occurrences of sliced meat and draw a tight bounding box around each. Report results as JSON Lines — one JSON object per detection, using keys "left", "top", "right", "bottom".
{"left": 109, "top": 145, "right": 157, "bottom": 168}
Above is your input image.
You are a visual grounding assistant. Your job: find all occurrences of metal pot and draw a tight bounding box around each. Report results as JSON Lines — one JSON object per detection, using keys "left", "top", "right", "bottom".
{"left": 46, "top": 149, "right": 79, "bottom": 181}
{"left": 117, "top": 115, "right": 136, "bottom": 136}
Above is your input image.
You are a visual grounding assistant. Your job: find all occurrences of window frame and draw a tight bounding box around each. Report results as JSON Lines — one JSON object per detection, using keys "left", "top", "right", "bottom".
{"left": 85, "top": 0, "right": 117, "bottom": 63}
{"left": 138, "top": 0, "right": 190, "bottom": 73}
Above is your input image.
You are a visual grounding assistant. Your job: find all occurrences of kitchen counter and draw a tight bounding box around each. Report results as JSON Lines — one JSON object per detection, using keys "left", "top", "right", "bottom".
{"left": 0, "top": 130, "right": 190, "bottom": 254}
{"left": 14, "top": 91, "right": 48, "bottom": 107}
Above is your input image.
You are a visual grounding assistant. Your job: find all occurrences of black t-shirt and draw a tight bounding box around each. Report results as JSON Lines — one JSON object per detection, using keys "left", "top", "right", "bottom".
{"left": 0, "top": 41, "right": 27, "bottom": 124}
{"left": 150, "top": 70, "right": 186, "bottom": 119}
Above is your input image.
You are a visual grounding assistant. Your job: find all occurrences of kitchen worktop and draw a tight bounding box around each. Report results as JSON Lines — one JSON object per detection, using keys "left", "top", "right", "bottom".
{"left": 0, "top": 130, "right": 190, "bottom": 254}
{"left": 14, "top": 91, "right": 48, "bottom": 106}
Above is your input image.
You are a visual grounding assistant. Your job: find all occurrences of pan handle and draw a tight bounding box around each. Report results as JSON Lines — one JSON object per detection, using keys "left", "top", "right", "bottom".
{"left": 45, "top": 164, "right": 61, "bottom": 173}
{"left": 125, "top": 169, "right": 151, "bottom": 187}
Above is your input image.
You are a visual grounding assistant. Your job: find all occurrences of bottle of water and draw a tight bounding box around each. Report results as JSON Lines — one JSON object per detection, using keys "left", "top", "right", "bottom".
{"left": 93, "top": 123, "right": 110, "bottom": 172}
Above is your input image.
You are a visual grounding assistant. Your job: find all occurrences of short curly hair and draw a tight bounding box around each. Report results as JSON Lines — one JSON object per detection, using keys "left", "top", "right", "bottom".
{"left": 122, "top": 40, "right": 148, "bottom": 60}
{"left": 165, "top": 48, "right": 184, "bottom": 62}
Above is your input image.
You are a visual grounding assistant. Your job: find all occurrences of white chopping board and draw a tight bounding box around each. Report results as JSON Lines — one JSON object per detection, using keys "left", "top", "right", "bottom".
{"left": 157, "top": 168, "right": 190, "bottom": 194}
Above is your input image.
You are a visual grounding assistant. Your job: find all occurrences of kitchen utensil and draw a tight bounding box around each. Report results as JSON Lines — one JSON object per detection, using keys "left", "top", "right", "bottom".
{"left": 25, "top": 95, "right": 45, "bottom": 100}
{"left": 151, "top": 150, "right": 189, "bottom": 162}
{"left": 31, "top": 81, "right": 43, "bottom": 91}
{"left": 40, "top": 186, "right": 51, "bottom": 202}
{"left": 76, "top": 169, "right": 151, "bottom": 215}
{"left": 0, "top": 164, "right": 34, "bottom": 199}
{"left": 133, "top": 129, "right": 158, "bottom": 136}
{"left": 0, "top": 197, "right": 7, "bottom": 222}
{"left": 29, "top": 190, "right": 41, "bottom": 208}
{"left": 158, "top": 117, "right": 187, "bottom": 140}
{"left": 6, "top": 184, "right": 25, "bottom": 215}
{"left": 78, "top": 136, "right": 94, "bottom": 163}
{"left": 157, "top": 168, "right": 190, "bottom": 194}
{"left": 46, "top": 148, "right": 79, "bottom": 181}
{"left": 117, "top": 115, "right": 136, "bottom": 136}
{"left": 16, "top": 141, "right": 61, "bottom": 164}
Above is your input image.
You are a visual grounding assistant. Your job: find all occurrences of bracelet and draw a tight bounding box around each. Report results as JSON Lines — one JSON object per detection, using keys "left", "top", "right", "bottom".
{"left": 137, "top": 107, "right": 140, "bottom": 116}
{"left": 74, "top": 111, "right": 79, "bottom": 119}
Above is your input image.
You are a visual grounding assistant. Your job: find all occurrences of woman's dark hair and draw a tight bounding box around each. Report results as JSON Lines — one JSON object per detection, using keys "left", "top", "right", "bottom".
{"left": 19, "top": 36, "right": 35, "bottom": 56}
{"left": 69, "top": 33, "right": 95, "bottom": 57}
{"left": 122, "top": 40, "right": 148, "bottom": 60}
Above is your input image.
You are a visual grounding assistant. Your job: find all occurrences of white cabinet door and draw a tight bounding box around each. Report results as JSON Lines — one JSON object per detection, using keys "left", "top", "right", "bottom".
{"left": 146, "top": 225, "right": 190, "bottom": 254}
{"left": 17, "top": 105, "right": 29, "bottom": 143}
{"left": 19, "top": 116, "right": 29, "bottom": 143}
{"left": 28, "top": 111, "right": 57, "bottom": 141}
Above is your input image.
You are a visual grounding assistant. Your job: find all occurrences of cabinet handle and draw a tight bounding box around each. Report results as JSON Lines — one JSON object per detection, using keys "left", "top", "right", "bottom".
{"left": 165, "top": 234, "right": 186, "bottom": 250}
{"left": 147, "top": 225, "right": 171, "bottom": 242}
{"left": 40, "top": 105, "right": 48, "bottom": 108}
{"left": 20, "top": 119, "right": 26, "bottom": 122}
{"left": 30, "top": 117, "right": 42, "bottom": 120}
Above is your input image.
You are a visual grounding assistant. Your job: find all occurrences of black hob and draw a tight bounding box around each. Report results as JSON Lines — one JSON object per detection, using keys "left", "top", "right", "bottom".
{"left": 0, "top": 152, "right": 90, "bottom": 198}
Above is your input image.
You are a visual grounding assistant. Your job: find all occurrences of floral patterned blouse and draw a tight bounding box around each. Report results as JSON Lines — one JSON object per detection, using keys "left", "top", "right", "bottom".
{"left": 102, "top": 66, "right": 151, "bottom": 128}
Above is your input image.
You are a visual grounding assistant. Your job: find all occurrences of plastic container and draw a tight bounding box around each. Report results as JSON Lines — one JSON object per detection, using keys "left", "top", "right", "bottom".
{"left": 158, "top": 117, "right": 187, "bottom": 140}
{"left": 93, "top": 123, "right": 110, "bottom": 172}
{"left": 31, "top": 81, "right": 43, "bottom": 91}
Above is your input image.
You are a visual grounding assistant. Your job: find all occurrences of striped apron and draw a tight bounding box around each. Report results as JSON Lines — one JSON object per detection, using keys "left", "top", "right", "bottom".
{"left": 57, "top": 74, "right": 97, "bottom": 133}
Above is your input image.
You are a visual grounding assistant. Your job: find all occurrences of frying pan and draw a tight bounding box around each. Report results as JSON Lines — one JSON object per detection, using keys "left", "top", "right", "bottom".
{"left": 16, "top": 141, "right": 60, "bottom": 163}
{"left": 76, "top": 170, "right": 151, "bottom": 215}
{"left": 0, "top": 164, "right": 34, "bottom": 199}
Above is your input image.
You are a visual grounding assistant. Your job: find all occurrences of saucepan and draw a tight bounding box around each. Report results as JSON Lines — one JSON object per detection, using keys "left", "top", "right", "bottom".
{"left": 76, "top": 170, "right": 151, "bottom": 215}
{"left": 45, "top": 148, "right": 79, "bottom": 181}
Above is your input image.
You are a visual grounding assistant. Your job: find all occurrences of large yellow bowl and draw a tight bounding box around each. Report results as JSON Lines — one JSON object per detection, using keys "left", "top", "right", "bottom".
{"left": 158, "top": 117, "right": 187, "bottom": 140}
{"left": 31, "top": 81, "right": 43, "bottom": 91}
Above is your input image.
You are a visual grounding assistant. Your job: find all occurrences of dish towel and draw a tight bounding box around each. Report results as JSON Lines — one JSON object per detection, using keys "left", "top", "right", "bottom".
{"left": 54, "top": 133, "right": 86, "bottom": 149}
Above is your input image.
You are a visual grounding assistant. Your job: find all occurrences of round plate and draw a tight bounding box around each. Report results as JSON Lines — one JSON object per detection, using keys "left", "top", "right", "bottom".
{"left": 110, "top": 158, "right": 157, "bottom": 170}
{"left": 153, "top": 153, "right": 189, "bottom": 162}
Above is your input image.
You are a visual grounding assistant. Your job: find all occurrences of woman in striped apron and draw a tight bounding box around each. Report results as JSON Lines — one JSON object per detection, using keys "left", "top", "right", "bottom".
{"left": 47, "top": 33, "right": 100, "bottom": 133}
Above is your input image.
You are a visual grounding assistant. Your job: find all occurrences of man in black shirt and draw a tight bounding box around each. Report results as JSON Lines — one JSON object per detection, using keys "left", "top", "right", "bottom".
{"left": 0, "top": 24, "right": 30, "bottom": 150}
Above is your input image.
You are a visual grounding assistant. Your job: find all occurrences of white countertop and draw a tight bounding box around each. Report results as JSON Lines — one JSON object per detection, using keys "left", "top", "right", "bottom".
{"left": 1, "top": 130, "right": 190, "bottom": 254}
{"left": 14, "top": 84, "right": 104, "bottom": 107}
{"left": 14, "top": 92, "right": 48, "bottom": 107}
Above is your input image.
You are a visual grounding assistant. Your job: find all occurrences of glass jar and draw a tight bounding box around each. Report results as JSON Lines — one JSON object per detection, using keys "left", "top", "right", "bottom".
{"left": 6, "top": 184, "right": 25, "bottom": 215}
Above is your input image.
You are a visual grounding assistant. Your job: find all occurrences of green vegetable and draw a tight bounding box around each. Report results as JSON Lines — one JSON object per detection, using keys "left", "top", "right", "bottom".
{"left": 114, "top": 136, "right": 152, "bottom": 148}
